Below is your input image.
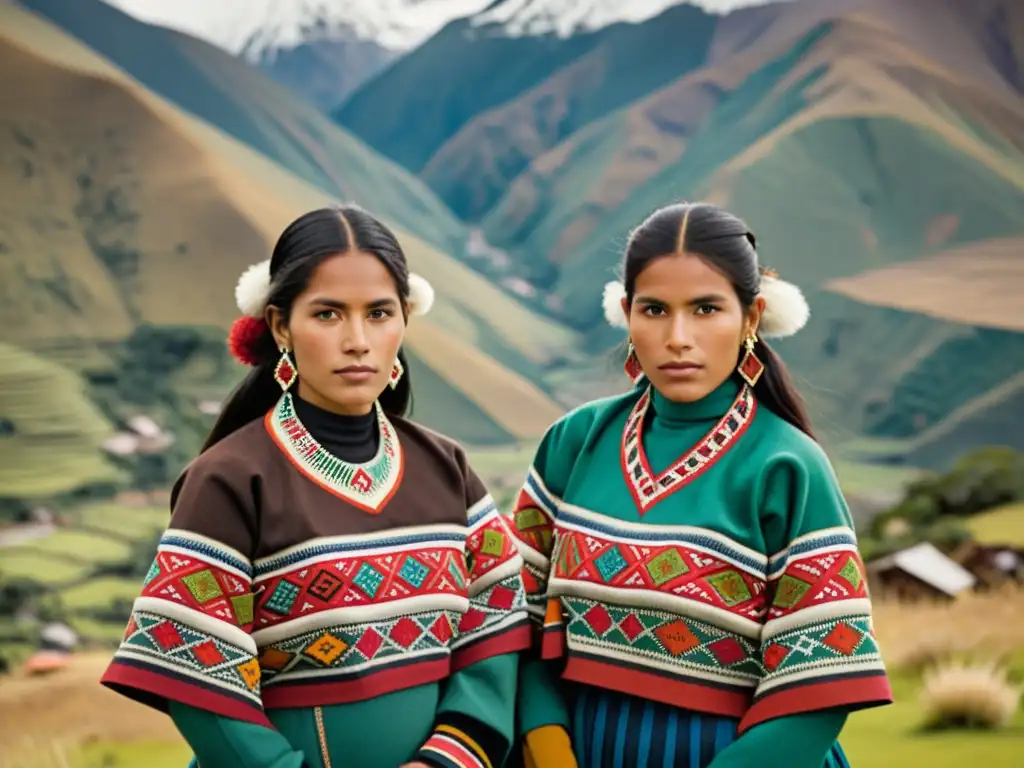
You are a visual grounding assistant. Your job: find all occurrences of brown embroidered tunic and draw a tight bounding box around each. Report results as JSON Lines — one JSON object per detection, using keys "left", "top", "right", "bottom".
{"left": 101, "top": 393, "right": 530, "bottom": 767}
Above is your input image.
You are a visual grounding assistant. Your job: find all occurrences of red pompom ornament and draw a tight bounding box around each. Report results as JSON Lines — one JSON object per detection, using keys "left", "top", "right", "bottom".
{"left": 228, "top": 316, "right": 269, "bottom": 366}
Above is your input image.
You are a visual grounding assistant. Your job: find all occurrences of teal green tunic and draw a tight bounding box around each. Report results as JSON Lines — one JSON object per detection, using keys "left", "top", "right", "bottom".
{"left": 509, "top": 377, "right": 893, "bottom": 767}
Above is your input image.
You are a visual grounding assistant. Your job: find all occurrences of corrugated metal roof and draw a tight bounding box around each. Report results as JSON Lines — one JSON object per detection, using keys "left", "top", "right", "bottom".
{"left": 870, "top": 541, "right": 976, "bottom": 597}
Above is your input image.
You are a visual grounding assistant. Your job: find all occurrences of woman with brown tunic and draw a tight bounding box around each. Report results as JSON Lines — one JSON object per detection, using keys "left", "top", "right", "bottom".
{"left": 101, "top": 205, "right": 531, "bottom": 768}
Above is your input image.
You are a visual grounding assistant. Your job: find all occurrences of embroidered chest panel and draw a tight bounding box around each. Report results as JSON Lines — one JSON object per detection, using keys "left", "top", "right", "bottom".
{"left": 550, "top": 517, "right": 769, "bottom": 625}
{"left": 621, "top": 385, "right": 755, "bottom": 512}
{"left": 266, "top": 394, "right": 402, "bottom": 513}
{"left": 250, "top": 525, "right": 527, "bottom": 688}
{"left": 253, "top": 535, "right": 471, "bottom": 630}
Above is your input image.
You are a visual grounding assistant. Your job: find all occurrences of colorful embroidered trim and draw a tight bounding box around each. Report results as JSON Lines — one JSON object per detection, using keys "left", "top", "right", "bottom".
{"left": 102, "top": 531, "right": 267, "bottom": 720}
{"left": 558, "top": 596, "right": 764, "bottom": 685}
{"left": 765, "top": 531, "right": 869, "bottom": 625}
{"left": 257, "top": 608, "right": 461, "bottom": 689}
{"left": 506, "top": 468, "right": 560, "bottom": 629}
{"left": 417, "top": 728, "right": 488, "bottom": 768}
{"left": 451, "top": 573, "right": 531, "bottom": 668}
{"left": 116, "top": 609, "right": 264, "bottom": 701}
{"left": 550, "top": 522, "right": 769, "bottom": 625}
{"left": 248, "top": 518, "right": 528, "bottom": 699}
{"left": 141, "top": 530, "right": 255, "bottom": 630}
{"left": 253, "top": 541, "right": 469, "bottom": 630}
{"left": 621, "top": 384, "right": 756, "bottom": 512}
{"left": 265, "top": 393, "right": 403, "bottom": 513}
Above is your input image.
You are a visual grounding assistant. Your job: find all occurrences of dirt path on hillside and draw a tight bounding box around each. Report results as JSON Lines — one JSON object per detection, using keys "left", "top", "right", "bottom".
{"left": 0, "top": 652, "right": 182, "bottom": 756}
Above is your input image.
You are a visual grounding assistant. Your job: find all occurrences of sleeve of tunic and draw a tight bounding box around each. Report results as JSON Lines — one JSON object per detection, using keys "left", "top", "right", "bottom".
{"left": 169, "top": 701, "right": 306, "bottom": 768}
{"left": 503, "top": 414, "right": 590, "bottom": 767}
{"left": 736, "top": 435, "right": 893, "bottom": 734}
{"left": 708, "top": 710, "right": 846, "bottom": 768}
{"left": 100, "top": 453, "right": 305, "bottom": 765}
{"left": 414, "top": 450, "right": 532, "bottom": 768}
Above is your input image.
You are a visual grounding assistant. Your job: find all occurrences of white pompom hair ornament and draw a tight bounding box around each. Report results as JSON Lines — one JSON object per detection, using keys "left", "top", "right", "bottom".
{"left": 236, "top": 259, "right": 272, "bottom": 318}
{"left": 406, "top": 273, "right": 435, "bottom": 316}
{"left": 600, "top": 274, "right": 809, "bottom": 338}
{"left": 602, "top": 280, "right": 628, "bottom": 329}
{"left": 233, "top": 259, "right": 435, "bottom": 318}
{"left": 757, "top": 274, "right": 810, "bottom": 338}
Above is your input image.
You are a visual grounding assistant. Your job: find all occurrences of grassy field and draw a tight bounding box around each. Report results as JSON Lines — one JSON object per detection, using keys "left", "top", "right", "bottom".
{"left": 841, "top": 670, "right": 1024, "bottom": 765}
{"left": 965, "top": 503, "right": 1024, "bottom": 548}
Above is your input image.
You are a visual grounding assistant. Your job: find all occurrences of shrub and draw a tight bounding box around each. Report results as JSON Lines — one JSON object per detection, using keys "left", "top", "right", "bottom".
{"left": 919, "top": 660, "right": 1021, "bottom": 731}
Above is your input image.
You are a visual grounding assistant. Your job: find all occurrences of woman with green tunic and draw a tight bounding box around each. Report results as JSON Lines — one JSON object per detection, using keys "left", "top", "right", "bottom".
{"left": 101, "top": 205, "right": 531, "bottom": 768}
{"left": 509, "top": 203, "right": 893, "bottom": 768}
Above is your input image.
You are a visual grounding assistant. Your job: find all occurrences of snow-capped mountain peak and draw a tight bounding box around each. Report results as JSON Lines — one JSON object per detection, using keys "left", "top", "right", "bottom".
{"left": 103, "top": 0, "right": 495, "bottom": 57}
{"left": 104, "top": 0, "right": 787, "bottom": 57}
{"left": 469, "top": 0, "right": 790, "bottom": 38}
{"left": 234, "top": 0, "right": 495, "bottom": 58}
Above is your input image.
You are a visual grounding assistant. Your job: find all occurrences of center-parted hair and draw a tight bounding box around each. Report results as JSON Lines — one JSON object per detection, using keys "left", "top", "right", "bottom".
{"left": 203, "top": 205, "right": 414, "bottom": 452}
{"left": 622, "top": 202, "right": 815, "bottom": 439}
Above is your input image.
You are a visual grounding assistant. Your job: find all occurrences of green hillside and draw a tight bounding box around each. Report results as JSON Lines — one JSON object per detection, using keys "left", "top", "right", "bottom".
{"left": 0, "top": 4, "right": 573, "bottom": 483}
{"left": 461, "top": 17, "right": 1024, "bottom": 466}
{"left": 19, "top": 0, "right": 466, "bottom": 254}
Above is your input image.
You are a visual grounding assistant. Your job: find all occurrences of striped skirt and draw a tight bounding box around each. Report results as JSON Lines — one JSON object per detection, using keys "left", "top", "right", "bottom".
{"left": 569, "top": 686, "right": 851, "bottom": 768}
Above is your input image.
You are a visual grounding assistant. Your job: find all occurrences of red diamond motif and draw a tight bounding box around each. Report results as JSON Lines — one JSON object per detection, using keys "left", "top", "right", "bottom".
{"left": 763, "top": 643, "right": 789, "bottom": 671}
{"left": 458, "top": 609, "right": 486, "bottom": 633}
{"left": 124, "top": 618, "right": 137, "bottom": 639}
{"left": 708, "top": 637, "right": 747, "bottom": 665}
{"left": 193, "top": 640, "right": 225, "bottom": 666}
{"left": 151, "top": 621, "right": 184, "bottom": 650}
{"left": 823, "top": 622, "right": 863, "bottom": 655}
{"left": 583, "top": 604, "right": 613, "bottom": 636}
{"left": 389, "top": 617, "right": 422, "bottom": 648}
{"left": 619, "top": 613, "right": 645, "bottom": 641}
{"left": 356, "top": 628, "right": 383, "bottom": 658}
{"left": 430, "top": 615, "right": 453, "bottom": 644}
{"left": 487, "top": 585, "right": 515, "bottom": 610}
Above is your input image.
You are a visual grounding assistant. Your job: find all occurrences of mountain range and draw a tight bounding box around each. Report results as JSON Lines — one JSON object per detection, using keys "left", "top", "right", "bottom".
{"left": 334, "top": 0, "right": 1024, "bottom": 467}
{"left": 2, "top": 0, "right": 1023, "bottom": 508}
{"left": 0, "top": 0, "right": 572, "bottom": 486}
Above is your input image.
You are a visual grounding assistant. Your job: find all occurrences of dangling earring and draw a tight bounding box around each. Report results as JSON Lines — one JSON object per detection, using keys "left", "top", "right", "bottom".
{"left": 624, "top": 340, "right": 644, "bottom": 384}
{"left": 388, "top": 357, "right": 404, "bottom": 389}
{"left": 737, "top": 335, "right": 765, "bottom": 387}
{"left": 274, "top": 347, "right": 297, "bottom": 392}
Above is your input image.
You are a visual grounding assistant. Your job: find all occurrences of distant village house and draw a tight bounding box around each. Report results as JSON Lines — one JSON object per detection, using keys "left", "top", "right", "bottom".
{"left": 101, "top": 414, "right": 174, "bottom": 457}
{"left": 866, "top": 541, "right": 977, "bottom": 601}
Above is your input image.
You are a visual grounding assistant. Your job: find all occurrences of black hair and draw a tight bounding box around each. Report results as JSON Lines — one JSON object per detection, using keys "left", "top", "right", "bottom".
{"left": 203, "top": 205, "right": 413, "bottom": 451}
{"left": 621, "top": 201, "right": 815, "bottom": 439}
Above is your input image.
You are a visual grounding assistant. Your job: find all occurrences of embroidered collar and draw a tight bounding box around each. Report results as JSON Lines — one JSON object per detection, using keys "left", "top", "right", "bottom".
{"left": 265, "top": 393, "right": 403, "bottom": 513}
{"left": 621, "top": 384, "right": 756, "bottom": 513}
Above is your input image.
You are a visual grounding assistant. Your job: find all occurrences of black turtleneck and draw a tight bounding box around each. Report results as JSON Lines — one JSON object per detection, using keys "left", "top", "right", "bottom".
{"left": 292, "top": 395, "right": 379, "bottom": 464}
